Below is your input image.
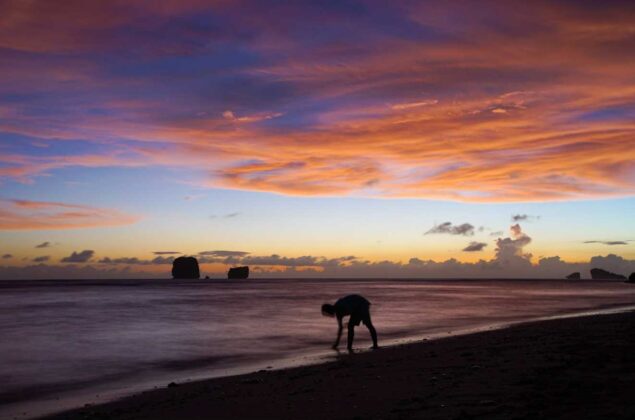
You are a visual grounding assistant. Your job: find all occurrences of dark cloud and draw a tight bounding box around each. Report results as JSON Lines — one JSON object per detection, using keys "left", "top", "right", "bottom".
{"left": 99, "top": 257, "right": 142, "bottom": 265}
{"left": 153, "top": 251, "right": 182, "bottom": 255}
{"left": 151, "top": 256, "right": 175, "bottom": 264}
{"left": 589, "top": 254, "right": 635, "bottom": 276}
{"left": 199, "top": 250, "right": 250, "bottom": 257}
{"left": 425, "top": 222, "right": 475, "bottom": 236}
{"left": 60, "top": 250, "right": 94, "bottom": 263}
{"left": 511, "top": 214, "right": 540, "bottom": 222}
{"left": 583, "top": 240, "right": 630, "bottom": 246}
{"left": 99, "top": 256, "right": 176, "bottom": 265}
{"left": 237, "top": 255, "right": 356, "bottom": 267}
{"left": 210, "top": 212, "right": 242, "bottom": 219}
{"left": 1, "top": 251, "right": 634, "bottom": 280}
{"left": 0, "top": 264, "right": 133, "bottom": 280}
{"left": 195, "top": 254, "right": 357, "bottom": 267}
{"left": 494, "top": 224, "right": 532, "bottom": 266}
{"left": 462, "top": 242, "right": 488, "bottom": 252}
{"left": 32, "top": 256, "right": 50, "bottom": 262}
{"left": 2, "top": 254, "right": 12, "bottom": 259}
{"left": 35, "top": 241, "right": 51, "bottom": 248}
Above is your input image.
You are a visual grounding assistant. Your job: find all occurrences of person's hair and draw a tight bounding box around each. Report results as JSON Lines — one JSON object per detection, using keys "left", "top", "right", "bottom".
{"left": 321, "top": 303, "right": 335, "bottom": 316}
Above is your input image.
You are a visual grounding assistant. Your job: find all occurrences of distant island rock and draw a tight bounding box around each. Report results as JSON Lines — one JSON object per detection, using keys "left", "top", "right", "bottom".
{"left": 566, "top": 272, "right": 581, "bottom": 280}
{"left": 629, "top": 273, "right": 635, "bottom": 283}
{"left": 228, "top": 266, "right": 249, "bottom": 279}
{"left": 172, "top": 256, "right": 200, "bottom": 279}
{"left": 590, "top": 268, "right": 626, "bottom": 280}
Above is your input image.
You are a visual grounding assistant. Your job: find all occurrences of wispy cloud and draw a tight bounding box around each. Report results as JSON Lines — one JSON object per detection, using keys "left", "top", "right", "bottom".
{"left": 198, "top": 250, "right": 250, "bottom": 257}
{"left": 32, "top": 256, "right": 49, "bottom": 262}
{"left": 0, "top": 199, "right": 140, "bottom": 230}
{"left": 391, "top": 99, "right": 438, "bottom": 110}
{"left": 0, "top": 2, "right": 634, "bottom": 202}
{"left": 222, "top": 110, "right": 283, "bottom": 123}
{"left": 35, "top": 241, "right": 51, "bottom": 248}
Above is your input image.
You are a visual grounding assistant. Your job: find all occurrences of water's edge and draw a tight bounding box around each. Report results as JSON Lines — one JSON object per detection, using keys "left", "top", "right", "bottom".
{"left": 11, "top": 302, "right": 633, "bottom": 420}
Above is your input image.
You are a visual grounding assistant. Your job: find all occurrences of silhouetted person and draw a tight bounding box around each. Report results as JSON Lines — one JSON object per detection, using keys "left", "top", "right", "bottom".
{"left": 322, "top": 294, "right": 378, "bottom": 351}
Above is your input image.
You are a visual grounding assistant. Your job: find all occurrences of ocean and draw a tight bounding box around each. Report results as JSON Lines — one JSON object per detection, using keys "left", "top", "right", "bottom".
{"left": 1, "top": 278, "right": 634, "bottom": 418}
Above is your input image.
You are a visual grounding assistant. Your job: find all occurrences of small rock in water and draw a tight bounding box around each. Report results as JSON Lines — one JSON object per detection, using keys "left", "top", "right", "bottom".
{"left": 167, "top": 382, "right": 179, "bottom": 388}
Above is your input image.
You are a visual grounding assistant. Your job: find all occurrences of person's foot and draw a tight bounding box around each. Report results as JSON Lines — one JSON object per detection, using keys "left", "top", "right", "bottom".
{"left": 370, "top": 345, "right": 379, "bottom": 350}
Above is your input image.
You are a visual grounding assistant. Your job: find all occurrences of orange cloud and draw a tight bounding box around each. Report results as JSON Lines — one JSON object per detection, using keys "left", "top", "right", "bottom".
{"left": 0, "top": 1, "right": 634, "bottom": 202}
{"left": 0, "top": 200, "right": 140, "bottom": 230}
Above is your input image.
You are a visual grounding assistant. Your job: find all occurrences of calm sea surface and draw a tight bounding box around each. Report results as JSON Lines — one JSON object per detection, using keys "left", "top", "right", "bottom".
{"left": 1, "top": 278, "right": 634, "bottom": 418}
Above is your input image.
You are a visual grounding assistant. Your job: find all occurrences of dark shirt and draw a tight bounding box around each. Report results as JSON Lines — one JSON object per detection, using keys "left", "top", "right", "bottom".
{"left": 334, "top": 294, "right": 370, "bottom": 319}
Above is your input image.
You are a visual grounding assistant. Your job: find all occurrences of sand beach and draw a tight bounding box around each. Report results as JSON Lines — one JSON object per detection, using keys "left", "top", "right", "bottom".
{"left": 43, "top": 310, "right": 635, "bottom": 419}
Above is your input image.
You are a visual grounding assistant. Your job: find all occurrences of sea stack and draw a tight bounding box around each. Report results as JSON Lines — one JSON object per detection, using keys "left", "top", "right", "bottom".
{"left": 228, "top": 266, "right": 249, "bottom": 279}
{"left": 629, "top": 273, "right": 635, "bottom": 283}
{"left": 566, "top": 272, "right": 581, "bottom": 280}
{"left": 172, "top": 256, "right": 200, "bottom": 279}
{"left": 590, "top": 268, "right": 625, "bottom": 280}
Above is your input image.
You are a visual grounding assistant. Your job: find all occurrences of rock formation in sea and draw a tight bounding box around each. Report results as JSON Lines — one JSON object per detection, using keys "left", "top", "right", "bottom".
{"left": 172, "top": 256, "right": 200, "bottom": 279}
{"left": 629, "top": 272, "right": 635, "bottom": 283}
{"left": 566, "top": 272, "right": 581, "bottom": 280}
{"left": 589, "top": 268, "right": 626, "bottom": 280}
{"left": 228, "top": 266, "right": 249, "bottom": 279}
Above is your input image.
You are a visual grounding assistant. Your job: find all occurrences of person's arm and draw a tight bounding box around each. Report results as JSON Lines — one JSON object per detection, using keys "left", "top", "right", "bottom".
{"left": 332, "top": 316, "right": 343, "bottom": 349}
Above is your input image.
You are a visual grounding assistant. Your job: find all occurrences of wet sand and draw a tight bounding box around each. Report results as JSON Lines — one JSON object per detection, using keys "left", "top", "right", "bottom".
{"left": 44, "top": 311, "right": 635, "bottom": 420}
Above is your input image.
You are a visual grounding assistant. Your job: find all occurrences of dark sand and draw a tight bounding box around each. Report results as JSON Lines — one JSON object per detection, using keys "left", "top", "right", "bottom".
{"left": 45, "top": 311, "right": 635, "bottom": 420}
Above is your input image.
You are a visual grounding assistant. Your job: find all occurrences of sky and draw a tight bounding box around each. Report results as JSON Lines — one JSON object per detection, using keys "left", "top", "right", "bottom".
{"left": 0, "top": 0, "right": 634, "bottom": 279}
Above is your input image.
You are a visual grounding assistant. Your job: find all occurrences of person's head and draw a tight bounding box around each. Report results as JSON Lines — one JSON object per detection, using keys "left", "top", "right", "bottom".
{"left": 321, "top": 303, "right": 335, "bottom": 317}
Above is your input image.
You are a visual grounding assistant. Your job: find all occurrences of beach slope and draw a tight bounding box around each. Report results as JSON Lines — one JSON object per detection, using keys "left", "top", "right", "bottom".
{"left": 45, "top": 311, "right": 635, "bottom": 419}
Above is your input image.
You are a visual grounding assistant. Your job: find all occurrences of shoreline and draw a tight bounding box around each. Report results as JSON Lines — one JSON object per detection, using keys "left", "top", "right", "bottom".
{"left": 3, "top": 279, "right": 633, "bottom": 420}
{"left": 39, "top": 307, "right": 635, "bottom": 420}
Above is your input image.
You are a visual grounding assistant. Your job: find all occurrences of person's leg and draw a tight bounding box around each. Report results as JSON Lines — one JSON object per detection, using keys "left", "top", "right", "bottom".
{"left": 363, "top": 310, "right": 378, "bottom": 348}
{"left": 366, "top": 321, "right": 378, "bottom": 348}
{"left": 347, "top": 319, "right": 355, "bottom": 351}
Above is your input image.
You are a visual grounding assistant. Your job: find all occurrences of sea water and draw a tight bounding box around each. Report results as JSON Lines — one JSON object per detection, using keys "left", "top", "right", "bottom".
{"left": 1, "top": 278, "right": 634, "bottom": 418}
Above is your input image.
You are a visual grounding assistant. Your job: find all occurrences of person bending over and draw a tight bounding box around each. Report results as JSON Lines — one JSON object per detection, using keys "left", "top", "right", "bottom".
{"left": 321, "top": 294, "right": 378, "bottom": 351}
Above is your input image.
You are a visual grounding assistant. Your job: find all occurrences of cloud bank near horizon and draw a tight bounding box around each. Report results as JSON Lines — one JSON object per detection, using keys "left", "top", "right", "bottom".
{"left": 2, "top": 225, "right": 633, "bottom": 280}
{"left": 1, "top": 253, "right": 633, "bottom": 280}
{"left": 1, "top": 1, "right": 634, "bottom": 203}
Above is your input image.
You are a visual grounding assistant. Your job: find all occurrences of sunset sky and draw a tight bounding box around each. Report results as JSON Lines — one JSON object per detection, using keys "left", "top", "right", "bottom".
{"left": 1, "top": 0, "right": 634, "bottom": 278}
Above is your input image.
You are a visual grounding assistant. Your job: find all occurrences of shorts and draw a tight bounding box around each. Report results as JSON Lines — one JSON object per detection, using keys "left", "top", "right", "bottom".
{"left": 349, "top": 303, "right": 371, "bottom": 327}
